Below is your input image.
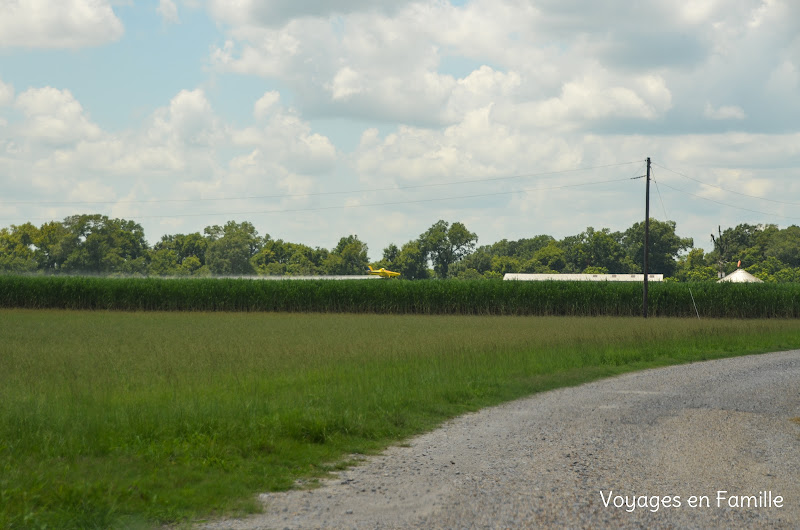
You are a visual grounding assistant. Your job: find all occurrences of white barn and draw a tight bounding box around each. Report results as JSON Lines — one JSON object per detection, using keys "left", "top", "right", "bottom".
{"left": 503, "top": 273, "right": 664, "bottom": 282}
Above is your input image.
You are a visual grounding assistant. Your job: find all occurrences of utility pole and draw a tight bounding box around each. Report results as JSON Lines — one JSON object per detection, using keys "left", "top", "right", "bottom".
{"left": 643, "top": 157, "right": 651, "bottom": 319}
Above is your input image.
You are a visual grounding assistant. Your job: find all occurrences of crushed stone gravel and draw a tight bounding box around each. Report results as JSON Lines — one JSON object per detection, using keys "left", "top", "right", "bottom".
{"left": 200, "top": 350, "right": 800, "bottom": 529}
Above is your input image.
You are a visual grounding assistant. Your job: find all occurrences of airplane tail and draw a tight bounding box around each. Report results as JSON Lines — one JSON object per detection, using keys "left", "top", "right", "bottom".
{"left": 368, "top": 265, "right": 376, "bottom": 272}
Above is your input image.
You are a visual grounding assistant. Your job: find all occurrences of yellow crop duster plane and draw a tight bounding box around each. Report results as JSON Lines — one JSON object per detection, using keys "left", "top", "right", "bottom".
{"left": 367, "top": 265, "right": 401, "bottom": 278}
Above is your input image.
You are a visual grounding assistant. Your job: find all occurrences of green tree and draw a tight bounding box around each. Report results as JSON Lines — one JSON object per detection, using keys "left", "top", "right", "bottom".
{"left": 180, "top": 255, "right": 205, "bottom": 276}
{"left": 746, "top": 256, "right": 788, "bottom": 282}
{"left": 459, "top": 247, "right": 493, "bottom": 275}
{"left": 373, "top": 243, "right": 399, "bottom": 269}
{"left": 204, "top": 221, "right": 261, "bottom": 275}
{"left": 251, "top": 238, "right": 283, "bottom": 275}
{"left": 454, "top": 267, "right": 483, "bottom": 280}
{"left": 0, "top": 223, "right": 39, "bottom": 272}
{"left": 708, "top": 223, "right": 777, "bottom": 275}
{"left": 501, "top": 235, "right": 555, "bottom": 260}
{"left": 322, "top": 235, "right": 369, "bottom": 275}
{"left": 622, "top": 219, "right": 693, "bottom": 278}
{"left": 251, "top": 238, "right": 329, "bottom": 275}
{"left": 526, "top": 240, "right": 567, "bottom": 272}
{"left": 419, "top": 220, "right": 478, "bottom": 278}
{"left": 675, "top": 248, "right": 718, "bottom": 282}
{"left": 287, "top": 245, "right": 329, "bottom": 275}
{"left": 765, "top": 225, "right": 800, "bottom": 268}
{"left": 33, "top": 221, "right": 72, "bottom": 271}
{"left": 394, "top": 241, "right": 428, "bottom": 280}
{"left": 155, "top": 232, "right": 208, "bottom": 266}
{"left": 489, "top": 255, "right": 522, "bottom": 275}
{"left": 460, "top": 237, "right": 549, "bottom": 275}
{"left": 561, "top": 227, "right": 632, "bottom": 273}
{"left": 148, "top": 248, "right": 180, "bottom": 276}
{"left": 772, "top": 267, "right": 800, "bottom": 283}
{"left": 61, "top": 215, "right": 149, "bottom": 274}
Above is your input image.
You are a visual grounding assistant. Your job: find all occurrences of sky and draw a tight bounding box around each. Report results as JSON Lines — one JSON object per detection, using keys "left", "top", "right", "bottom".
{"left": 1, "top": 0, "right": 799, "bottom": 260}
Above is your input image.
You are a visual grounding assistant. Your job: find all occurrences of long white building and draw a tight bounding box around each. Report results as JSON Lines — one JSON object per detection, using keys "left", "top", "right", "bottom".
{"left": 503, "top": 273, "right": 664, "bottom": 282}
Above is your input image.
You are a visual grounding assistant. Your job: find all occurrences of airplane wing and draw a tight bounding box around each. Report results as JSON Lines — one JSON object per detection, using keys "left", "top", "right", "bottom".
{"left": 367, "top": 266, "right": 400, "bottom": 278}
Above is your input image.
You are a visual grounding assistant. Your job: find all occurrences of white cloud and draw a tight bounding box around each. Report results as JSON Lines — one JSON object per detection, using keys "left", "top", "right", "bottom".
{"left": 3, "top": 0, "right": 800, "bottom": 259}
{"left": 209, "top": 0, "right": 415, "bottom": 27}
{"left": 0, "top": 0, "right": 124, "bottom": 49}
{"left": 206, "top": 0, "right": 800, "bottom": 250}
{"left": 664, "top": 132, "right": 800, "bottom": 169}
{"left": 354, "top": 105, "right": 581, "bottom": 187}
{"left": 66, "top": 179, "right": 115, "bottom": 203}
{"left": 1, "top": 83, "right": 341, "bottom": 238}
{"left": 209, "top": 3, "right": 477, "bottom": 123}
{"left": 148, "top": 89, "right": 221, "bottom": 147}
{"left": 0, "top": 79, "right": 14, "bottom": 107}
{"left": 254, "top": 91, "right": 281, "bottom": 120}
{"left": 486, "top": 71, "right": 673, "bottom": 135}
{"left": 157, "top": 0, "right": 180, "bottom": 24}
{"left": 555, "top": 77, "right": 662, "bottom": 120}
{"left": 15, "top": 87, "right": 102, "bottom": 145}
{"left": 704, "top": 103, "right": 746, "bottom": 120}
{"left": 677, "top": 0, "right": 726, "bottom": 24}
{"left": 233, "top": 105, "right": 337, "bottom": 175}
{"left": 442, "top": 66, "right": 520, "bottom": 123}
{"left": 766, "top": 60, "right": 799, "bottom": 95}
{"left": 211, "top": 32, "right": 303, "bottom": 79}
{"left": 208, "top": 1, "right": 688, "bottom": 130}
{"left": 327, "top": 67, "right": 364, "bottom": 101}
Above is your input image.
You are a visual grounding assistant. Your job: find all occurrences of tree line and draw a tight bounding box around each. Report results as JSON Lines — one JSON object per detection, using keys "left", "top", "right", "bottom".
{"left": 1, "top": 214, "right": 799, "bottom": 281}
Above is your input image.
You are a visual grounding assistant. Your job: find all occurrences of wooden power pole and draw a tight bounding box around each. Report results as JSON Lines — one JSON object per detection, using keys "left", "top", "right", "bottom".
{"left": 643, "top": 157, "right": 651, "bottom": 318}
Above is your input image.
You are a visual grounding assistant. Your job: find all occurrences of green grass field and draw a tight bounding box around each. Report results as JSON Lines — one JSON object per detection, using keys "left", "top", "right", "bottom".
{"left": 2, "top": 310, "right": 800, "bottom": 528}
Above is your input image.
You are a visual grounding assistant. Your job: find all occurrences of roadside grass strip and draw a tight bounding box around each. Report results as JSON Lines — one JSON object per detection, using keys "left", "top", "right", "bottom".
{"left": 2, "top": 310, "right": 800, "bottom": 527}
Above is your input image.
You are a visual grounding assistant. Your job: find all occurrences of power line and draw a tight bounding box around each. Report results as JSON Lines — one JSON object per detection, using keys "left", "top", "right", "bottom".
{"left": 0, "top": 175, "right": 634, "bottom": 222}
{"left": 132, "top": 176, "right": 636, "bottom": 219}
{"left": 627, "top": 161, "right": 647, "bottom": 181}
{"left": 0, "top": 160, "right": 643, "bottom": 206}
{"left": 656, "top": 181, "right": 800, "bottom": 221}
{"left": 652, "top": 161, "right": 800, "bottom": 206}
{"left": 652, "top": 176, "right": 669, "bottom": 221}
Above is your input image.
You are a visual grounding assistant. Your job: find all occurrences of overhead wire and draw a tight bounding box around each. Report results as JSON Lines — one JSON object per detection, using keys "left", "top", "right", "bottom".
{"left": 15, "top": 157, "right": 794, "bottom": 224}
{"left": 652, "top": 161, "right": 800, "bottom": 206}
{"left": 0, "top": 160, "right": 643, "bottom": 206}
{"left": 655, "top": 181, "right": 800, "bottom": 221}
{"left": 651, "top": 171, "right": 669, "bottom": 221}
{"left": 0, "top": 175, "right": 636, "bottom": 222}
{"left": 653, "top": 158, "right": 800, "bottom": 220}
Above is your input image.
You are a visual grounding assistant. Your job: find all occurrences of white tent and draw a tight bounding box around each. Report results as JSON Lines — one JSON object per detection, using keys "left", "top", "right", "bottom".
{"left": 717, "top": 269, "right": 763, "bottom": 283}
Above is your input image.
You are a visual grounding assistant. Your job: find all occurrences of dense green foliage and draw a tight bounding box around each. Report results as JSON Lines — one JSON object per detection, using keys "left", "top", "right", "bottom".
{"left": 451, "top": 219, "right": 694, "bottom": 279}
{"left": 5, "top": 214, "right": 800, "bottom": 281}
{"left": 3, "top": 310, "right": 800, "bottom": 528}
{"left": 699, "top": 223, "right": 800, "bottom": 282}
{"left": 417, "top": 220, "right": 478, "bottom": 278}
{"left": 0, "top": 215, "right": 371, "bottom": 279}
{"left": 2, "top": 275, "right": 800, "bottom": 317}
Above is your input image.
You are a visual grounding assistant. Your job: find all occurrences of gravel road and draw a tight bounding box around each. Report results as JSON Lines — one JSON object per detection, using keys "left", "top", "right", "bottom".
{"left": 201, "top": 350, "right": 799, "bottom": 529}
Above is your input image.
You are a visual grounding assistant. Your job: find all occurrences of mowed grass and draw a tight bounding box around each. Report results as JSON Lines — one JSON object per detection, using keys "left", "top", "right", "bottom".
{"left": 2, "top": 310, "right": 800, "bottom": 528}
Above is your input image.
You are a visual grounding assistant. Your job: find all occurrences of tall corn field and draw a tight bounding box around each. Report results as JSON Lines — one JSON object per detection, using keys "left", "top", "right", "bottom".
{"left": 1, "top": 275, "right": 798, "bottom": 318}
